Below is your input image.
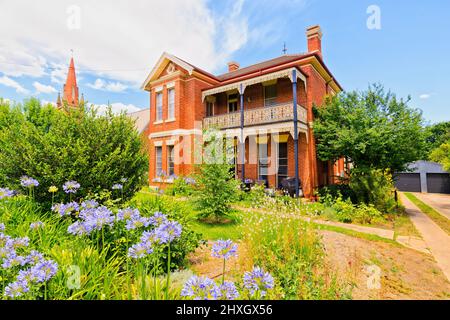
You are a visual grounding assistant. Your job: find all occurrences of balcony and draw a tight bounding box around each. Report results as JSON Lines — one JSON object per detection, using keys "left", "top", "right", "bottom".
{"left": 203, "top": 103, "right": 308, "bottom": 130}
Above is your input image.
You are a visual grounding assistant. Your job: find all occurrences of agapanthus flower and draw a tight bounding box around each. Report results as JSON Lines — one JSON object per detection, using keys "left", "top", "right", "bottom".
{"left": 125, "top": 215, "right": 151, "bottom": 230}
{"left": 184, "top": 177, "right": 196, "bottom": 185}
{"left": 243, "top": 266, "right": 274, "bottom": 297}
{"left": 127, "top": 242, "right": 153, "bottom": 259}
{"left": 7, "top": 236, "right": 29, "bottom": 249}
{"left": 0, "top": 245, "right": 14, "bottom": 260}
{"left": 120, "top": 177, "right": 128, "bottom": 183}
{"left": 48, "top": 186, "right": 58, "bottom": 193}
{"left": 51, "top": 203, "right": 65, "bottom": 216}
{"left": 211, "top": 239, "right": 238, "bottom": 260}
{"left": 81, "top": 200, "right": 99, "bottom": 209}
{"left": 117, "top": 208, "right": 140, "bottom": 221}
{"left": 62, "top": 202, "right": 80, "bottom": 216}
{"left": 218, "top": 281, "right": 240, "bottom": 300}
{"left": 20, "top": 176, "right": 39, "bottom": 188}
{"left": 181, "top": 276, "right": 221, "bottom": 300}
{"left": 68, "top": 221, "right": 92, "bottom": 236}
{"left": 63, "top": 180, "right": 80, "bottom": 194}
{"left": 31, "top": 259, "right": 58, "bottom": 282}
{"left": 0, "top": 223, "right": 5, "bottom": 232}
{"left": 0, "top": 187, "right": 14, "bottom": 200}
{"left": 153, "top": 221, "right": 182, "bottom": 244}
{"left": 25, "top": 250, "right": 44, "bottom": 265}
{"left": 83, "top": 206, "right": 115, "bottom": 231}
{"left": 4, "top": 280, "right": 30, "bottom": 298}
{"left": 148, "top": 212, "right": 168, "bottom": 226}
{"left": 1, "top": 252, "right": 27, "bottom": 268}
{"left": 112, "top": 183, "right": 123, "bottom": 190}
{"left": 30, "top": 221, "right": 44, "bottom": 230}
{"left": 244, "top": 178, "right": 253, "bottom": 184}
{"left": 17, "top": 268, "right": 39, "bottom": 283}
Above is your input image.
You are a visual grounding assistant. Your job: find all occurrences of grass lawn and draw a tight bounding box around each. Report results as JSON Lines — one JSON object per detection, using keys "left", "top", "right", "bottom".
{"left": 404, "top": 192, "right": 450, "bottom": 235}
{"left": 191, "top": 220, "right": 242, "bottom": 241}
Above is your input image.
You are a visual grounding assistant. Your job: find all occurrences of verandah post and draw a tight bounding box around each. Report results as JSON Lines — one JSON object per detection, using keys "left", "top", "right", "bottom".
{"left": 240, "top": 83, "right": 245, "bottom": 183}
{"left": 292, "top": 69, "right": 300, "bottom": 197}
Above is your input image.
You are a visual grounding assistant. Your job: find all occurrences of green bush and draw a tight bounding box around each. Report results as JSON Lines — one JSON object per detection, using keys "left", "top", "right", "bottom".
{"left": 349, "top": 169, "right": 397, "bottom": 213}
{"left": 354, "top": 204, "right": 383, "bottom": 224}
{"left": 331, "top": 197, "right": 355, "bottom": 223}
{"left": 317, "top": 184, "right": 356, "bottom": 205}
{"left": 0, "top": 98, "right": 148, "bottom": 204}
{"left": 165, "top": 177, "right": 194, "bottom": 196}
{"left": 193, "top": 163, "right": 239, "bottom": 221}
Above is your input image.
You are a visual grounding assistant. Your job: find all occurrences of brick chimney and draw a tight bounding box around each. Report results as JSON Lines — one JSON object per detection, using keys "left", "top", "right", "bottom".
{"left": 306, "top": 25, "right": 322, "bottom": 58}
{"left": 227, "top": 61, "right": 240, "bottom": 72}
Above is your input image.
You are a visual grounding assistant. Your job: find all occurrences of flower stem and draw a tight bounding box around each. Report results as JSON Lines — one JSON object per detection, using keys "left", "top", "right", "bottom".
{"left": 222, "top": 258, "right": 226, "bottom": 285}
{"left": 165, "top": 245, "right": 171, "bottom": 300}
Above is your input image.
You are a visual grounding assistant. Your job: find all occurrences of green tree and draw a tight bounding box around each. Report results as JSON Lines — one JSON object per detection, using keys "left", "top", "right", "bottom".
{"left": 424, "top": 121, "right": 450, "bottom": 158}
{"left": 0, "top": 98, "right": 148, "bottom": 204}
{"left": 313, "top": 84, "right": 426, "bottom": 173}
{"left": 430, "top": 141, "right": 450, "bottom": 172}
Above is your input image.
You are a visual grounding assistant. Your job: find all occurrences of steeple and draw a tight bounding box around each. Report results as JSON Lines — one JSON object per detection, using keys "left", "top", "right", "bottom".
{"left": 63, "top": 57, "right": 79, "bottom": 106}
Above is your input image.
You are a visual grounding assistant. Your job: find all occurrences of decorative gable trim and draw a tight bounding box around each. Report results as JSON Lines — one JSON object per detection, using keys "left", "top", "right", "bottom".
{"left": 141, "top": 52, "right": 195, "bottom": 90}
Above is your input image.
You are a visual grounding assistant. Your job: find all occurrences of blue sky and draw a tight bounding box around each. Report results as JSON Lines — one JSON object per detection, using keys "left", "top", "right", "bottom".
{"left": 0, "top": 0, "right": 448, "bottom": 123}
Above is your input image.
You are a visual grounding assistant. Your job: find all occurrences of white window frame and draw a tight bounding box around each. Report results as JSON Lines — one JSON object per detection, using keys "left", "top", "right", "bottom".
{"left": 227, "top": 93, "right": 239, "bottom": 113}
{"left": 155, "top": 146, "right": 163, "bottom": 176}
{"left": 156, "top": 92, "right": 163, "bottom": 122}
{"left": 263, "top": 83, "right": 277, "bottom": 107}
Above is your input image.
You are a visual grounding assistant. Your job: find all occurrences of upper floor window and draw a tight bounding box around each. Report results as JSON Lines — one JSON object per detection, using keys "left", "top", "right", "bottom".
{"left": 156, "top": 92, "right": 163, "bottom": 121}
{"left": 167, "top": 88, "right": 175, "bottom": 119}
{"left": 206, "top": 102, "right": 214, "bottom": 117}
{"left": 264, "top": 84, "right": 277, "bottom": 107}
{"left": 228, "top": 93, "right": 239, "bottom": 113}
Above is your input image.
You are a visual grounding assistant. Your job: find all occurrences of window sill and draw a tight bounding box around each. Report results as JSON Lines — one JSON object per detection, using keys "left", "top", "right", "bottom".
{"left": 165, "top": 118, "right": 176, "bottom": 123}
{"left": 153, "top": 120, "right": 163, "bottom": 125}
{"left": 152, "top": 178, "right": 174, "bottom": 184}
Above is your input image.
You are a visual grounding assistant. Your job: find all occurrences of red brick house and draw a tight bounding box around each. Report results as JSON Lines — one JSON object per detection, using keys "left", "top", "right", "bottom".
{"left": 141, "top": 25, "right": 345, "bottom": 198}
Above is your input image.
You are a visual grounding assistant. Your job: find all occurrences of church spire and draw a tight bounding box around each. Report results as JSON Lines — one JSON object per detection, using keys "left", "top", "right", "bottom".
{"left": 62, "top": 57, "right": 79, "bottom": 106}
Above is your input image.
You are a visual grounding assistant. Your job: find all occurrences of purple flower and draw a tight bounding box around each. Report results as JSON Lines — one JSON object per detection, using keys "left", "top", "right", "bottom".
{"left": 20, "top": 176, "right": 39, "bottom": 188}
{"left": 63, "top": 180, "right": 80, "bottom": 194}
{"left": 125, "top": 215, "right": 151, "bottom": 230}
{"left": 0, "top": 223, "right": 5, "bottom": 232}
{"left": 31, "top": 259, "right": 58, "bottom": 282}
{"left": 127, "top": 242, "right": 153, "bottom": 259}
{"left": 4, "top": 280, "right": 30, "bottom": 298}
{"left": 244, "top": 178, "right": 253, "bottom": 184}
{"left": 8, "top": 236, "right": 29, "bottom": 249}
{"left": 2, "top": 252, "right": 27, "bottom": 268}
{"left": 218, "top": 281, "right": 239, "bottom": 300}
{"left": 52, "top": 202, "right": 79, "bottom": 217}
{"left": 112, "top": 184, "right": 123, "bottom": 190}
{"left": 68, "top": 221, "right": 92, "bottom": 236}
{"left": 211, "top": 239, "right": 238, "bottom": 260}
{"left": 81, "top": 200, "right": 99, "bottom": 209}
{"left": 0, "top": 187, "right": 14, "bottom": 200}
{"left": 153, "top": 221, "right": 182, "bottom": 244}
{"left": 181, "top": 276, "right": 221, "bottom": 300}
{"left": 117, "top": 208, "right": 140, "bottom": 221}
{"left": 243, "top": 266, "right": 274, "bottom": 297}
{"left": 148, "top": 212, "right": 168, "bottom": 226}
{"left": 30, "top": 221, "right": 44, "bottom": 230}
{"left": 83, "top": 206, "right": 115, "bottom": 231}
{"left": 25, "top": 250, "right": 44, "bottom": 265}
{"left": 184, "top": 177, "right": 196, "bottom": 185}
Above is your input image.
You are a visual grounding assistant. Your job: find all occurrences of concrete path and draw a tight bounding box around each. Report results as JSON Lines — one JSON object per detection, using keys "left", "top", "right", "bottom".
{"left": 412, "top": 193, "right": 450, "bottom": 220}
{"left": 400, "top": 192, "right": 450, "bottom": 281}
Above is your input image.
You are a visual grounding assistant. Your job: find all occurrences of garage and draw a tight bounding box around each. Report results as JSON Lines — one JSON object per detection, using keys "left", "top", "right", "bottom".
{"left": 395, "top": 160, "right": 450, "bottom": 194}
{"left": 426, "top": 173, "right": 450, "bottom": 194}
{"left": 395, "top": 173, "right": 421, "bottom": 192}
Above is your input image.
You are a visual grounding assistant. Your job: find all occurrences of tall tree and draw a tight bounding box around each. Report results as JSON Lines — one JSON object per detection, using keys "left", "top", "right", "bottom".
{"left": 313, "top": 84, "right": 426, "bottom": 173}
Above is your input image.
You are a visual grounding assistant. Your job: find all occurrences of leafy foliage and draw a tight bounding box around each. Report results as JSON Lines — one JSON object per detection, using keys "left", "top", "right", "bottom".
{"left": 0, "top": 98, "right": 148, "bottom": 204}
{"left": 430, "top": 141, "right": 450, "bottom": 172}
{"left": 424, "top": 121, "right": 450, "bottom": 158}
{"left": 313, "top": 84, "right": 426, "bottom": 173}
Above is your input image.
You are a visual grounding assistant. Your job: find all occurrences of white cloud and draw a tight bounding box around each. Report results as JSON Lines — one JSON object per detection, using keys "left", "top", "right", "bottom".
{"left": 90, "top": 102, "right": 141, "bottom": 115}
{"left": 0, "top": 75, "right": 29, "bottom": 94}
{"left": 419, "top": 93, "right": 431, "bottom": 100}
{"left": 87, "top": 78, "right": 127, "bottom": 92}
{"left": 0, "top": 0, "right": 252, "bottom": 87}
{"left": 33, "top": 81, "right": 57, "bottom": 94}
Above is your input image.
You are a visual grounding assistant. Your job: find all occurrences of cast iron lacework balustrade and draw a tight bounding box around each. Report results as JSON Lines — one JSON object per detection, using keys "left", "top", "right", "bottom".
{"left": 203, "top": 103, "right": 307, "bottom": 130}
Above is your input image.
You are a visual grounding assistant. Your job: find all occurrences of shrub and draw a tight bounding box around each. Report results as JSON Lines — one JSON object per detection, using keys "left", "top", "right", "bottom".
{"left": 354, "top": 204, "right": 383, "bottom": 224}
{"left": 243, "top": 212, "right": 351, "bottom": 299}
{"left": 193, "top": 163, "right": 240, "bottom": 221}
{"left": 331, "top": 197, "right": 356, "bottom": 223}
{"left": 317, "top": 184, "right": 356, "bottom": 205}
{"left": 165, "top": 177, "right": 194, "bottom": 197}
{"left": 349, "top": 169, "right": 397, "bottom": 213}
{"left": 0, "top": 99, "right": 148, "bottom": 205}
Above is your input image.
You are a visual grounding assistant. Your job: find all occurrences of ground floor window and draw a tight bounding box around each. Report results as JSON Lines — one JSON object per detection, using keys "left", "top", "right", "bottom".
{"left": 167, "top": 145, "right": 174, "bottom": 176}
{"left": 155, "top": 146, "right": 162, "bottom": 177}
{"left": 277, "top": 142, "right": 288, "bottom": 188}
{"left": 258, "top": 141, "right": 269, "bottom": 187}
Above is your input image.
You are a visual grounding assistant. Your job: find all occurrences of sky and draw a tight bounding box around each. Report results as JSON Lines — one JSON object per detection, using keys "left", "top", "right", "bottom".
{"left": 0, "top": 0, "right": 448, "bottom": 123}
